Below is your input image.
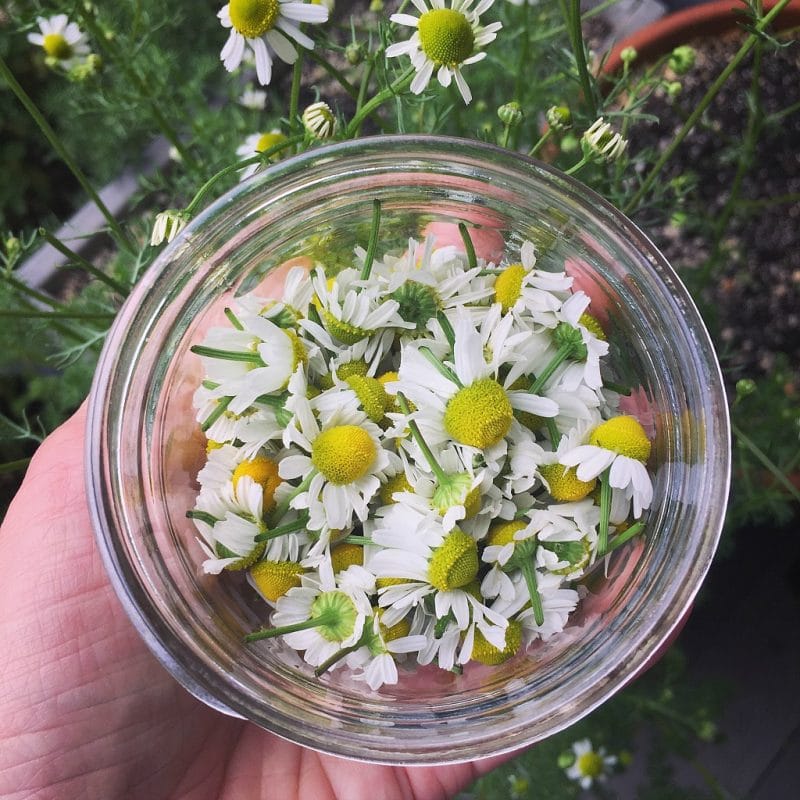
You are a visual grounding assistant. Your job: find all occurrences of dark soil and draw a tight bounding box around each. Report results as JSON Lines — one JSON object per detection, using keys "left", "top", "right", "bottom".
{"left": 628, "top": 32, "right": 800, "bottom": 387}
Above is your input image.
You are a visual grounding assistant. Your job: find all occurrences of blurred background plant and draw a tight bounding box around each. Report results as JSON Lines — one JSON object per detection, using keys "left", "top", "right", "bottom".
{"left": 1, "top": 0, "right": 798, "bottom": 795}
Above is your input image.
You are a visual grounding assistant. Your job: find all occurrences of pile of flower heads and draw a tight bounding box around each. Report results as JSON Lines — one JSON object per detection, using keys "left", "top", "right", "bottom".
{"left": 189, "top": 219, "right": 654, "bottom": 690}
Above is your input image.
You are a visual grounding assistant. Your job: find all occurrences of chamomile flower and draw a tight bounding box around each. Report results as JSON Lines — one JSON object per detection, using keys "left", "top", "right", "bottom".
{"left": 564, "top": 738, "right": 618, "bottom": 790}
{"left": 302, "top": 101, "right": 337, "bottom": 139}
{"left": 150, "top": 210, "right": 190, "bottom": 247}
{"left": 386, "top": 0, "right": 502, "bottom": 104}
{"left": 236, "top": 129, "right": 288, "bottom": 179}
{"left": 581, "top": 118, "right": 628, "bottom": 164}
{"left": 501, "top": 570, "right": 580, "bottom": 641}
{"left": 218, "top": 0, "right": 329, "bottom": 87}
{"left": 27, "top": 15, "right": 90, "bottom": 70}
{"left": 278, "top": 405, "right": 397, "bottom": 530}
{"left": 560, "top": 415, "right": 653, "bottom": 517}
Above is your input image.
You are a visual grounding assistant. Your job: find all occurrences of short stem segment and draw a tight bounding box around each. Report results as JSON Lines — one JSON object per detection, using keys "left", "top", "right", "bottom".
{"left": 244, "top": 610, "right": 336, "bottom": 643}
{"left": 254, "top": 515, "right": 310, "bottom": 543}
{"left": 359, "top": 199, "right": 382, "bottom": 281}
{"left": 606, "top": 520, "right": 645, "bottom": 554}
{"left": 458, "top": 223, "right": 477, "bottom": 270}
{"left": 314, "top": 633, "right": 368, "bottom": 677}
{"left": 529, "top": 343, "right": 573, "bottom": 394}
{"left": 268, "top": 471, "right": 317, "bottom": 527}
{"left": 419, "top": 346, "right": 462, "bottom": 387}
{"left": 345, "top": 66, "right": 415, "bottom": 138}
{"left": 519, "top": 558, "right": 545, "bottom": 627}
{"left": 598, "top": 468, "right": 611, "bottom": 556}
{"left": 396, "top": 393, "right": 448, "bottom": 484}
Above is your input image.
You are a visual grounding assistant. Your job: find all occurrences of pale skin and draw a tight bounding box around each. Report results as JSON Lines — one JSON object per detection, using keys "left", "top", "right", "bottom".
{"left": 0, "top": 404, "right": 512, "bottom": 800}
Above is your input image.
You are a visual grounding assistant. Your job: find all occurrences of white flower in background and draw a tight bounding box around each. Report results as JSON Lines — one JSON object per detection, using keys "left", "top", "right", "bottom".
{"left": 150, "top": 209, "right": 190, "bottom": 246}
{"left": 236, "top": 129, "right": 288, "bottom": 179}
{"left": 564, "top": 738, "right": 617, "bottom": 790}
{"left": 386, "top": 0, "right": 502, "bottom": 104}
{"left": 560, "top": 415, "right": 653, "bottom": 517}
{"left": 27, "top": 15, "right": 90, "bottom": 70}
{"left": 302, "top": 101, "right": 337, "bottom": 139}
{"left": 218, "top": 0, "right": 329, "bottom": 86}
{"left": 581, "top": 117, "right": 628, "bottom": 163}
{"left": 239, "top": 85, "right": 267, "bottom": 109}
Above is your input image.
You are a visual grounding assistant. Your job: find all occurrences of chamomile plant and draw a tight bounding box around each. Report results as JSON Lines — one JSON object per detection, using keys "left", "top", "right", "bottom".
{"left": 188, "top": 206, "right": 654, "bottom": 688}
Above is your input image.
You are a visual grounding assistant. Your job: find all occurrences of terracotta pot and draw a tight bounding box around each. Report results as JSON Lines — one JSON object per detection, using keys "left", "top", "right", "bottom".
{"left": 604, "top": 0, "right": 800, "bottom": 74}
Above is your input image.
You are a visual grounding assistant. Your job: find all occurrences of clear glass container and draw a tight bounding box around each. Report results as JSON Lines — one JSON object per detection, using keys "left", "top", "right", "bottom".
{"left": 86, "top": 135, "right": 730, "bottom": 764}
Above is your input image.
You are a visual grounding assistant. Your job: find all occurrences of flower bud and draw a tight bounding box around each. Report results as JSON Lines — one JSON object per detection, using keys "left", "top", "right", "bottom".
{"left": 497, "top": 101, "right": 523, "bottom": 127}
{"left": 345, "top": 42, "right": 364, "bottom": 65}
{"left": 669, "top": 45, "right": 696, "bottom": 75}
{"left": 620, "top": 46, "right": 638, "bottom": 66}
{"left": 546, "top": 105, "right": 572, "bottom": 132}
{"left": 302, "top": 101, "right": 337, "bottom": 140}
{"left": 369, "top": 0, "right": 384, "bottom": 10}
{"left": 150, "top": 210, "right": 190, "bottom": 247}
{"left": 581, "top": 117, "right": 627, "bottom": 163}
{"left": 736, "top": 378, "right": 757, "bottom": 400}
{"left": 666, "top": 80, "right": 682, "bottom": 99}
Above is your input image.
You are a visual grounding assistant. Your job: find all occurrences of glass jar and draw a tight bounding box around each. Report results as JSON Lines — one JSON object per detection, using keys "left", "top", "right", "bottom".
{"left": 86, "top": 135, "right": 730, "bottom": 764}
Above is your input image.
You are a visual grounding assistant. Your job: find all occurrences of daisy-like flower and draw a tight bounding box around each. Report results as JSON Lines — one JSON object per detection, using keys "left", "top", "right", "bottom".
{"left": 279, "top": 404, "right": 397, "bottom": 530}
{"left": 218, "top": 0, "right": 329, "bottom": 87}
{"left": 236, "top": 129, "right": 288, "bottom": 180}
{"left": 560, "top": 415, "right": 653, "bottom": 517}
{"left": 192, "top": 309, "right": 306, "bottom": 414}
{"left": 564, "top": 738, "right": 618, "bottom": 790}
{"left": 386, "top": 0, "right": 502, "bottom": 105}
{"left": 27, "top": 15, "right": 90, "bottom": 70}
{"left": 302, "top": 101, "right": 337, "bottom": 139}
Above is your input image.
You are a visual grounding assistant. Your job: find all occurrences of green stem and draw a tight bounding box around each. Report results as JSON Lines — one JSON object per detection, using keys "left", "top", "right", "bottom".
{"left": 733, "top": 423, "right": 800, "bottom": 504}
{"left": 38, "top": 228, "right": 129, "bottom": 295}
{"left": 457, "top": 223, "right": 477, "bottom": 270}
{"left": 545, "top": 417, "right": 562, "bottom": 448}
{"left": 605, "top": 520, "right": 645, "bottom": 554}
{"left": 289, "top": 51, "right": 305, "bottom": 144}
{"left": 186, "top": 509, "right": 219, "bottom": 527}
{"left": 224, "top": 308, "right": 243, "bottom": 331}
{"left": 0, "top": 55, "right": 135, "bottom": 254}
{"left": 0, "top": 309, "right": 114, "bottom": 320}
{"left": 200, "top": 396, "right": 233, "bottom": 433}
{"left": 268, "top": 471, "right": 317, "bottom": 527}
{"left": 528, "top": 128, "right": 552, "bottom": 158}
{"left": 598, "top": 468, "right": 611, "bottom": 555}
{"left": 0, "top": 457, "right": 31, "bottom": 474}
{"left": 306, "top": 49, "right": 359, "bottom": 100}
{"left": 314, "top": 635, "right": 366, "bottom": 676}
{"left": 564, "top": 155, "right": 590, "bottom": 176}
{"left": 623, "top": 0, "right": 793, "bottom": 215}
{"left": 185, "top": 136, "right": 305, "bottom": 215}
{"left": 436, "top": 312, "right": 455, "bottom": 349}
{"left": 396, "top": 393, "right": 448, "bottom": 484}
{"left": 340, "top": 534, "right": 373, "bottom": 545}
{"left": 559, "top": 0, "right": 598, "bottom": 118}
{"left": 519, "top": 559, "right": 545, "bottom": 627}
{"left": 190, "top": 345, "right": 262, "bottom": 364}
{"left": 359, "top": 200, "right": 382, "bottom": 281}
{"left": 529, "top": 342, "right": 573, "bottom": 394}
{"left": 244, "top": 611, "right": 336, "bottom": 643}
{"left": 254, "top": 515, "right": 310, "bottom": 543}
{"left": 419, "top": 346, "right": 462, "bottom": 387}
{"left": 344, "top": 66, "right": 415, "bottom": 138}
{"left": 513, "top": 2, "right": 531, "bottom": 117}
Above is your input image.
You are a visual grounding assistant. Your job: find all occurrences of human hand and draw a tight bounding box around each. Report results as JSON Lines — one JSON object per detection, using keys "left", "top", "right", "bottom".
{"left": 0, "top": 404, "right": 511, "bottom": 800}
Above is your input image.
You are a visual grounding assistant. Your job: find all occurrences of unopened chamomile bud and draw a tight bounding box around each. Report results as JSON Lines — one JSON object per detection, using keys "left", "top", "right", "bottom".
{"left": 620, "top": 46, "right": 638, "bottom": 65}
{"left": 546, "top": 105, "right": 572, "bottom": 132}
{"left": 736, "top": 378, "right": 757, "bottom": 400}
{"left": 345, "top": 42, "right": 364, "bottom": 65}
{"left": 4, "top": 236, "right": 21, "bottom": 262}
{"left": 369, "top": 0, "right": 383, "bottom": 11}
{"left": 666, "top": 80, "right": 682, "bottom": 99}
{"left": 497, "top": 101, "right": 523, "bottom": 127}
{"left": 669, "top": 45, "right": 696, "bottom": 75}
{"left": 302, "top": 101, "right": 336, "bottom": 140}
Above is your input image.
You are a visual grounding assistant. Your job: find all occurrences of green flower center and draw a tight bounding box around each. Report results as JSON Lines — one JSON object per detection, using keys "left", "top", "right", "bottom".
{"left": 417, "top": 9, "right": 475, "bottom": 67}
{"left": 310, "top": 590, "right": 359, "bottom": 642}
{"left": 577, "top": 751, "right": 604, "bottom": 779}
{"left": 428, "top": 528, "right": 479, "bottom": 591}
{"left": 392, "top": 281, "right": 440, "bottom": 331}
{"left": 444, "top": 378, "right": 513, "bottom": 449}
{"left": 346, "top": 375, "right": 390, "bottom": 423}
{"left": 229, "top": 0, "right": 281, "bottom": 37}
{"left": 43, "top": 33, "right": 73, "bottom": 60}
{"left": 311, "top": 425, "right": 377, "bottom": 484}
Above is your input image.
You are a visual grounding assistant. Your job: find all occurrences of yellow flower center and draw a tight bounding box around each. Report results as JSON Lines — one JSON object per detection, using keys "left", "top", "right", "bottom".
{"left": 311, "top": 425, "right": 377, "bottom": 484}
{"left": 444, "top": 378, "right": 513, "bottom": 449}
{"left": 417, "top": 9, "right": 475, "bottom": 67}
{"left": 577, "top": 751, "right": 605, "bottom": 778}
{"left": 330, "top": 542, "right": 364, "bottom": 573}
{"left": 539, "top": 463, "right": 596, "bottom": 502}
{"left": 319, "top": 359, "right": 369, "bottom": 389}
{"left": 470, "top": 619, "right": 522, "bottom": 665}
{"left": 463, "top": 485, "right": 482, "bottom": 519}
{"left": 229, "top": 0, "right": 281, "bottom": 37}
{"left": 377, "top": 610, "right": 411, "bottom": 643}
{"left": 494, "top": 264, "right": 525, "bottom": 312}
{"left": 43, "top": 33, "right": 73, "bottom": 60}
{"left": 249, "top": 559, "right": 304, "bottom": 601}
{"left": 255, "top": 130, "right": 287, "bottom": 154}
{"left": 486, "top": 519, "right": 527, "bottom": 547}
{"left": 346, "top": 375, "right": 390, "bottom": 423}
{"left": 428, "top": 528, "right": 479, "bottom": 591}
{"left": 376, "top": 576, "right": 411, "bottom": 588}
{"left": 233, "top": 455, "right": 282, "bottom": 512}
{"left": 579, "top": 312, "right": 606, "bottom": 341}
{"left": 379, "top": 472, "right": 414, "bottom": 505}
{"left": 215, "top": 541, "right": 266, "bottom": 571}
{"left": 320, "top": 307, "right": 373, "bottom": 345}
{"left": 589, "top": 415, "right": 651, "bottom": 462}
